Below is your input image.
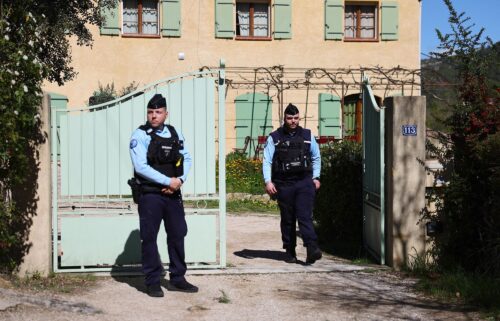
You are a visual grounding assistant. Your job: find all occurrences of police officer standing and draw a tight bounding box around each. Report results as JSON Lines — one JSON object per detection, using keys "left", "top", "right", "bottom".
{"left": 263, "top": 103, "right": 322, "bottom": 264}
{"left": 129, "top": 94, "right": 198, "bottom": 297}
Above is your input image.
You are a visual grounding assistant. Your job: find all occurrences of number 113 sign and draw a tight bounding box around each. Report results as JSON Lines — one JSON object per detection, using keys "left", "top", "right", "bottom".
{"left": 402, "top": 125, "right": 417, "bottom": 136}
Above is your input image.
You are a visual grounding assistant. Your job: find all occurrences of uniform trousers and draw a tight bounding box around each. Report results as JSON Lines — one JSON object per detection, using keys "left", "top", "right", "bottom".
{"left": 138, "top": 192, "right": 187, "bottom": 286}
{"left": 275, "top": 177, "right": 318, "bottom": 250}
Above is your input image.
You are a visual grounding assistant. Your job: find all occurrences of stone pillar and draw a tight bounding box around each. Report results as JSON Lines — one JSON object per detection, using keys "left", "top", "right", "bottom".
{"left": 385, "top": 96, "right": 426, "bottom": 269}
{"left": 18, "top": 94, "right": 52, "bottom": 276}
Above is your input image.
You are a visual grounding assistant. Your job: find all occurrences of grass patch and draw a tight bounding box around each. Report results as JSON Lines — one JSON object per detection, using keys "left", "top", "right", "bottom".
{"left": 217, "top": 289, "right": 231, "bottom": 304}
{"left": 3, "top": 272, "right": 98, "bottom": 294}
{"left": 414, "top": 271, "right": 500, "bottom": 319}
{"left": 227, "top": 199, "right": 278, "bottom": 214}
{"left": 351, "top": 257, "right": 375, "bottom": 265}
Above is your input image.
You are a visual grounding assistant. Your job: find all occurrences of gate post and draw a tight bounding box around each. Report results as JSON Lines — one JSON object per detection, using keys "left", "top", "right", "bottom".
{"left": 17, "top": 94, "right": 53, "bottom": 276}
{"left": 218, "top": 59, "right": 227, "bottom": 267}
{"left": 385, "top": 96, "right": 426, "bottom": 269}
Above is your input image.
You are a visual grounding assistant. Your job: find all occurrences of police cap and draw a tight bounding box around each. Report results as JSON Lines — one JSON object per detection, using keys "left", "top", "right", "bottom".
{"left": 284, "top": 103, "right": 299, "bottom": 115}
{"left": 147, "top": 94, "right": 167, "bottom": 109}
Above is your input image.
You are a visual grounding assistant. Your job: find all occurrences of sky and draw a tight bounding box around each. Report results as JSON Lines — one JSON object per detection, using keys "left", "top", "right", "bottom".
{"left": 421, "top": 0, "right": 499, "bottom": 58}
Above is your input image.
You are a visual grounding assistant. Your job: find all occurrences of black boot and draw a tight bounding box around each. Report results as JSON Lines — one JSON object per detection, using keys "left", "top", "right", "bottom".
{"left": 285, "top": 247, "right": 297, "bottom": 264}
{"left": 306, "top": 244, "right": 322, "bottom": 264}
{"left": 167, "top": 279, "right": 199, "bottom": 293}
{"left": 146, "top": 284, "right": 164, "bottom": 297}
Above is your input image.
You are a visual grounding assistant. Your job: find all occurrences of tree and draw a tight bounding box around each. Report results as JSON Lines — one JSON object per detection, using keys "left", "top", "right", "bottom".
{"left": 0, "top": 0, "right": 117, "bottom": 272}
{"left": 424, "top": 0, "right": 499, "bottom": 276}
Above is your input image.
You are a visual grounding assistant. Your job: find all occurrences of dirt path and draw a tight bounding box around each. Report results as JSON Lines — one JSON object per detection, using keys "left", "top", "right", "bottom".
{"left": 0, "top": 214, "right": 480, "bottom": 321}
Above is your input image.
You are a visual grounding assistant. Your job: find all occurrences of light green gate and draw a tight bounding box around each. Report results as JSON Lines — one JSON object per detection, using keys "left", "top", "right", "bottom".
{"left": 50, "top": 63, "right": 227, "bottom": 272}
{"left": 362, "top": 77, "right": 386, "bottom": 264}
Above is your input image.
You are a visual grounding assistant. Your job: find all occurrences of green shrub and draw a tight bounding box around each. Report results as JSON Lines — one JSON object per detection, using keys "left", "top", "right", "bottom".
{"left": 422, "top": 0, "right": 499, "bottom": 277}
{"left": 425, "top": 131, "right": 500, "bottom": 275}
{"left": 313, "top": 141, "right": 363, "bottom": 258}
{"left": 89, "top": 82, "right": 116, "bottom": 105}
{"left": 1, "top": 12, "right": 45, "bottom": 273}
{"left": 1, "top": 0, "right": 117, "bottom": 273}
{"left": 225, "top": 152, "right": 264, "bottom": 194}
{"left": 89, "top": 81, "right": 139, "bottom": 106}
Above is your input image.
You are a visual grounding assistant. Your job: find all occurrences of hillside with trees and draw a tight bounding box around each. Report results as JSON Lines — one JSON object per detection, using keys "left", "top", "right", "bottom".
{"left": 422, "top": 41, "right": 499, "bottom": 131}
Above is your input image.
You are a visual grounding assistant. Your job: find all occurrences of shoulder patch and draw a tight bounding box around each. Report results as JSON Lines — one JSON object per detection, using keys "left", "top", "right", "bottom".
{"left": 129, "top": 139, "right": 138, "bottom": 149}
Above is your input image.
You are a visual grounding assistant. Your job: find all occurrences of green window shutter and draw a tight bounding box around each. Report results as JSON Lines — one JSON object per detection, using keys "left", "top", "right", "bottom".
{"left": 161, "top": 0, "right": 181, "bottom": 37}
{"left": 324, "top": 0, "right": 343, "bottom": 40}
{"left": 235, "top": 93, "right": 273, "bottom": 157}
{"left": 381, "top": 1, "right": 399, "bottom": 40}
{"left": 215, "top": 0, "right": 234, "bottom": 38}
{"left": 274, "top": 0, "right": 292, "bottom": 39}
{"left": 100, "top": 5, "right": 120, "bottom": 36}
{"left": 318, "top": 93, "right": 342, "bottom": 138}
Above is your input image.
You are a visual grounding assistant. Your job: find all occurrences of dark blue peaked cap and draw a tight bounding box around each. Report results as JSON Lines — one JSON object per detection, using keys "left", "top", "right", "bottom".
{"left": 147, "top": 94, "right": 167, "bottom": 109}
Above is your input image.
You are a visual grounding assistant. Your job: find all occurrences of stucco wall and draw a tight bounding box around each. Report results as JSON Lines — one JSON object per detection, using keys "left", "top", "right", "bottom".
{"left": 43, "top": 0, "right": 421, "bottom": 108}
{"left": 385, "top": 96, "right": 426, "bottom": 269}
{"left": 18, "top": 94, "right": 52, "bottom": 276}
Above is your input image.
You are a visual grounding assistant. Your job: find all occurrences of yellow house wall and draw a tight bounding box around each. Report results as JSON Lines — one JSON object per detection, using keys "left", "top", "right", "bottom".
{"left": 43, "top": 0, "right": 421, "bottom": 151}
{"left": 44, "top": 0, "right": 421, "bottom": 102}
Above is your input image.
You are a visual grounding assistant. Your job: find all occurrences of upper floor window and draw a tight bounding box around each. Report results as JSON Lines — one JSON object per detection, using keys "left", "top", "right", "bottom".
{"left": 123, "top": 0, "right": 159, "bottom": 36}
{"left": 344, "top": 4, "right": 378, "bottom": 40}
{"left": 236, "top": 1, "right": 270, "bottom": 39}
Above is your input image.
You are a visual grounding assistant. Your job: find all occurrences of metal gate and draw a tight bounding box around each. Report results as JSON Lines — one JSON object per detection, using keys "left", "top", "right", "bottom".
{"left": 362, "top": 76, "right": 385, "bottom": 264}
{"left": 50, "top": 62, "right": 227, "bottom": 272}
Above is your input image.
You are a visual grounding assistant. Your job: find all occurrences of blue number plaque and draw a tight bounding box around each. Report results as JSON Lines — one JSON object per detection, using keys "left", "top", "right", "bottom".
{"left": 402, "top": 125, "right": 417, "bottom": 136}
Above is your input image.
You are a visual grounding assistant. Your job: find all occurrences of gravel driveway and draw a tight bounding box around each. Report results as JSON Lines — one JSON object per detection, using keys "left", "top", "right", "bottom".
{"left": 0, "top": 214, "right": 480, "bottom": 321}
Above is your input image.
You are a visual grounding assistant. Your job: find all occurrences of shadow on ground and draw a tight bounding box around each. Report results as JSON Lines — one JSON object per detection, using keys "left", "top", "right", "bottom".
{"left": 111, "top": 275, "right": 147, "bottom": 295}
{"left": 234, "top": 249, "right": 288, "bottom": 261}
{"left": 233, "top": 249, "right": 311, "bottom": 266}
{"left": 286, "top": 272, "right": 479, "bottom": 320}
{"left": 110, "top": 229, "right": 147, "bottom": 295}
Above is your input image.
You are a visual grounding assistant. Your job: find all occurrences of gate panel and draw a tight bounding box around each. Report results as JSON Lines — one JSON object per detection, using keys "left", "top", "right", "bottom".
{"left": 362, "top": 78, "right": 385, "bottom": 265}
{"left": 60, "top": 214, "right": 217, "bottom": 267}
{"left": 94, "top": 110, "right": 109, "bottom": 195}
{"left": 51, "top": 68, "right": 225, "bottom": 272}
{"left": 58, "top": 78, "right": 217, "bottom": 197}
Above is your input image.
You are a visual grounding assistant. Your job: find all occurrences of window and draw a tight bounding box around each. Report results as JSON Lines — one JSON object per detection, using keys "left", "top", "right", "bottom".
{"left": 123, "top": 0, "right": 159, "bottom": 36}
{"left": 236, "top": 1, "right": 270, "bottom": 39}
{"left": 344, "top": 4, "right": 378, "bottom": 40}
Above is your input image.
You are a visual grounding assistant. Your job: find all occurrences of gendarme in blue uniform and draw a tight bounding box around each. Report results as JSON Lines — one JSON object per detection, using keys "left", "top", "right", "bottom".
{"left": 129, "top": 93, "right": 197, "bottom": 296}
{"left": 130, "top": 125, "right": 192, "bottom": 186}
{"left": 130, "top": 124, "right": 192, "bottom": 287}
{"left": 263, "top": 104, "right": 322, "bottom": 264}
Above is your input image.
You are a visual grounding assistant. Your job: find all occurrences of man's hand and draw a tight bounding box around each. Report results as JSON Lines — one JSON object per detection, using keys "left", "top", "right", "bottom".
{"left": 313, "top": 179, "right": 321, "bottom": 190}
{"left": 161, "top": 187, "right": 174, "bottom": 195}
{"left": 169, "top": 177, "right": 183, "bottom": 191}
{"left": 265, "top": 181, "right": 277, "bottom": 196}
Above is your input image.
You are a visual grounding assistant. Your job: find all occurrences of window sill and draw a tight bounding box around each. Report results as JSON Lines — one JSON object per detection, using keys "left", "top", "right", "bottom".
{"left": 122, "top": 34, "right": 161, "bottom": 39}
{"left": 344, "top": 38, "right": 379, "bottom": 42}
{"left": 235, "top": 36, "right": 272, "bottom": 41}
